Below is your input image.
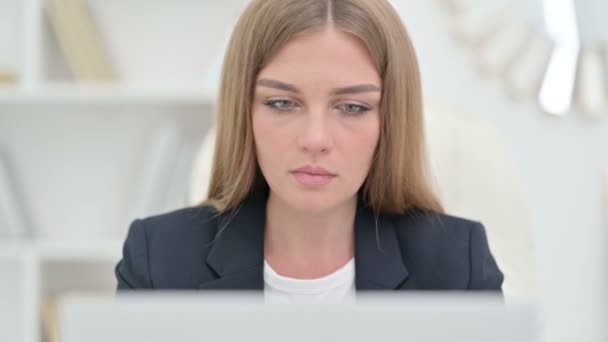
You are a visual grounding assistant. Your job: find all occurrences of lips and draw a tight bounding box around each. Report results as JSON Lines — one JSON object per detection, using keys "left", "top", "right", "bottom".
{"left": 290, "top": 165, "right": 336, "bottom": 187}
{"left": 292, "top": 165, "right": 336, "bottom": 176}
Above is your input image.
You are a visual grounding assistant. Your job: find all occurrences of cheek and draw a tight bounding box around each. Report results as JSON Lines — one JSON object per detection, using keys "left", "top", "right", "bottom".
{"left": 252, "top": 111, "right": 289, "bottom": 166}
{"left": 252, "top": 113, "right": 270, "bottom": 159}
{"left": 347, "top": 115, "right": 380, "bottom": 166}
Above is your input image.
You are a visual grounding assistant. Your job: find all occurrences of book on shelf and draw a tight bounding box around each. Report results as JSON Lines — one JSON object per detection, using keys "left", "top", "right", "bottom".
{"left": 45, "top": 0, "right": 118, "bottom": 82}
{"left": 43, "top": 297, "right": 61, "bottom": 342}
{"left": 0, "top": 148, "right": 29, "bottom": 238}
{"left": 0, "top": 70, "right": 17, "bottom": 84}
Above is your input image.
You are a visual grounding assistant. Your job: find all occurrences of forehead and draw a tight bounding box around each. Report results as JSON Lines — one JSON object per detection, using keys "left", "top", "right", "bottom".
{"left": 257, "top": 28, "right": 381, "bottom": 86}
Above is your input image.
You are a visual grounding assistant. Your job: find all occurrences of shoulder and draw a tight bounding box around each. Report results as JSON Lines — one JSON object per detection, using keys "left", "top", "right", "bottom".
{"left": 391, "top": 209, "right": 484, "bottom": 246}
{"left": 390, "top": 210, "right": 479, "bottom": 268}
{"left": 135, "top": 204, "right": 221, "bottom": 243}
{"left": 132, "top": 204, "right": 222, "bottom": 268}
{"left": 116, "top": 204, "right": 221, "bottom": 289}
{"left": 390, "top": 209, "right": 503, "bottom": 290}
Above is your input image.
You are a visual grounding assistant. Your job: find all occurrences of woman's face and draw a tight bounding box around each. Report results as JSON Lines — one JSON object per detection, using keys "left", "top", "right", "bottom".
{"left": 252, "top": 28, "right": 381, "bottom": 214}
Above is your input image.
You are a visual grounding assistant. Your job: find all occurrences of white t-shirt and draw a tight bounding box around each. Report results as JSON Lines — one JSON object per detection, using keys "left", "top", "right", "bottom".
{"left": 263, "top": 258, "right": 356, "bottom": 304}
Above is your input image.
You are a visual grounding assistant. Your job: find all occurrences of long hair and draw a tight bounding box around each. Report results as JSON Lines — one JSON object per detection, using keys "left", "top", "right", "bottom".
{"left": 204, "top": 0, "right": 443, "bottom": 215}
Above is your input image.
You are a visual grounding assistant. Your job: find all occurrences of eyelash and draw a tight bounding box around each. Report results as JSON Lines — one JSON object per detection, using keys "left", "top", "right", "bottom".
{"left": 262, "top": 99, "right": 371, "bottom": 115}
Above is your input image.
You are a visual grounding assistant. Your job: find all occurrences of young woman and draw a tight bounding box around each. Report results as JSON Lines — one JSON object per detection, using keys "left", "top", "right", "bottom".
{"left": 116, "top": 0, "right": 503, "bottom": 303}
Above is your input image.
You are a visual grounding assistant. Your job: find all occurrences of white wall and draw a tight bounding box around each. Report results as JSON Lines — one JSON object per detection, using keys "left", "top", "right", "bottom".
{"left": 391, "top": 1, "right": 607, "bottom": 340}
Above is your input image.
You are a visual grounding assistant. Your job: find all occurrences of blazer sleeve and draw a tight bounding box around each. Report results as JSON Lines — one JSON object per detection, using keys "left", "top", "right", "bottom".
{"left": 115, "top": 219, "right": 153, "bottom": 289}
{"left": 468, "top": 222, "right": 504, "bottom": 291}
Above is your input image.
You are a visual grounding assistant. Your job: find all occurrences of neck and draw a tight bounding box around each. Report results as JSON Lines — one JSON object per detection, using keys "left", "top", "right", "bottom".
{"left": 263, "top": 192, "right": 357, "bottom": 279}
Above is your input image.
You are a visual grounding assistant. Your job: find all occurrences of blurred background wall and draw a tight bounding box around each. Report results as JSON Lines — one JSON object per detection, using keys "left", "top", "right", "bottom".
{"left": 393, "top": 1, "right": 608, "bottom": 341}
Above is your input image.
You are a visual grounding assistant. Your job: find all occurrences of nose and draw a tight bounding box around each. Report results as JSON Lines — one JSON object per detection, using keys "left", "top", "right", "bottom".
{"left": 296, "top": 110, "right": 332, "bottom": 155}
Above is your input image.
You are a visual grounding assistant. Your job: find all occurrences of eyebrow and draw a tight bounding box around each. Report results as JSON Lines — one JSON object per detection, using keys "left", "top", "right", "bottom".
{"left": 256, "top": 78, "right": 380, "bottom": 95}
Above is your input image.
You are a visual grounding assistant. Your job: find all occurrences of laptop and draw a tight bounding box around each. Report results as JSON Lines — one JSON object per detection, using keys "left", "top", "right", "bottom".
{"left": 56, "top": 292, "right": 538, "bottom": 342}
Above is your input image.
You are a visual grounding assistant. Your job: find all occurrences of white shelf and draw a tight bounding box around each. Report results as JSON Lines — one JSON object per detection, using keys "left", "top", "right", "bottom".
{"left": 0, "top": 238, "right": 122, "bottom": 342}
{"left": 37, "top": 239, "right": 122, "bottom": 261}
{"left": 0, "top": 83, "right": 217, "bottom": 105}
{"left": 0, "top": 239, "right": 122, "bottom": 261}
{"left": 0, "top": 1, "right": 229, "bottom": 341}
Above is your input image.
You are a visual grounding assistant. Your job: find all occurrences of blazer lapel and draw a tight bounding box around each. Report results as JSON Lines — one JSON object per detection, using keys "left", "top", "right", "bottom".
{"left": 354, "top": 200, "right": 410, "bottom": 290}
{"left": 200, "top": 189, "right": 267, "bottom": 290}
{"left": 199, "top": 189, "right": 411, "bottom": 291}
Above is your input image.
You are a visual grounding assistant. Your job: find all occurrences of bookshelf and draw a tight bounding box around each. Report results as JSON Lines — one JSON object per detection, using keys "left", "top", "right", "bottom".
{"left": 1, "top": 0, "right": 245, "bottom": 94}
{"left": 0, "top": 1, "right": 246, "bottom": 341}
{"left": 0, "top": 83, "right": 216, "bottom": 104}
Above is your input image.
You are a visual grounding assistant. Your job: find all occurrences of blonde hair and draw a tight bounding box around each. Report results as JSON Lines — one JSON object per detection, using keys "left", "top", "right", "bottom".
{"left": 205, "top": 0, "right": 443, "bottom": 215}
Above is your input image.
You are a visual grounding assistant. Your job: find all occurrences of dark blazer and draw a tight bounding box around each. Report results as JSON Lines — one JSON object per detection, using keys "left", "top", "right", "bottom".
{"left": 115, "top": 189, "right": 503, "bottom": 291}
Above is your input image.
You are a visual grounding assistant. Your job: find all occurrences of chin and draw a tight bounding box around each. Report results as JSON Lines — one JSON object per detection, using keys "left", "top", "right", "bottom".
{"left": 292, "top": 200, "right": 335, "bottom": 215}
{"left": 267, "top": 178, "right": 357, "bottom": 214}
{"left": 286, "top": 190, "right": 349, "bottom": 215}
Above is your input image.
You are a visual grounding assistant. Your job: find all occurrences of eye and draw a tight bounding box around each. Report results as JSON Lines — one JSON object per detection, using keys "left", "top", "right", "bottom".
{"left": 264, "top": 99, "right": 297, "bottom": 112}
{"left": 339, "top": 103, "right": 371, "bottom": 115}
